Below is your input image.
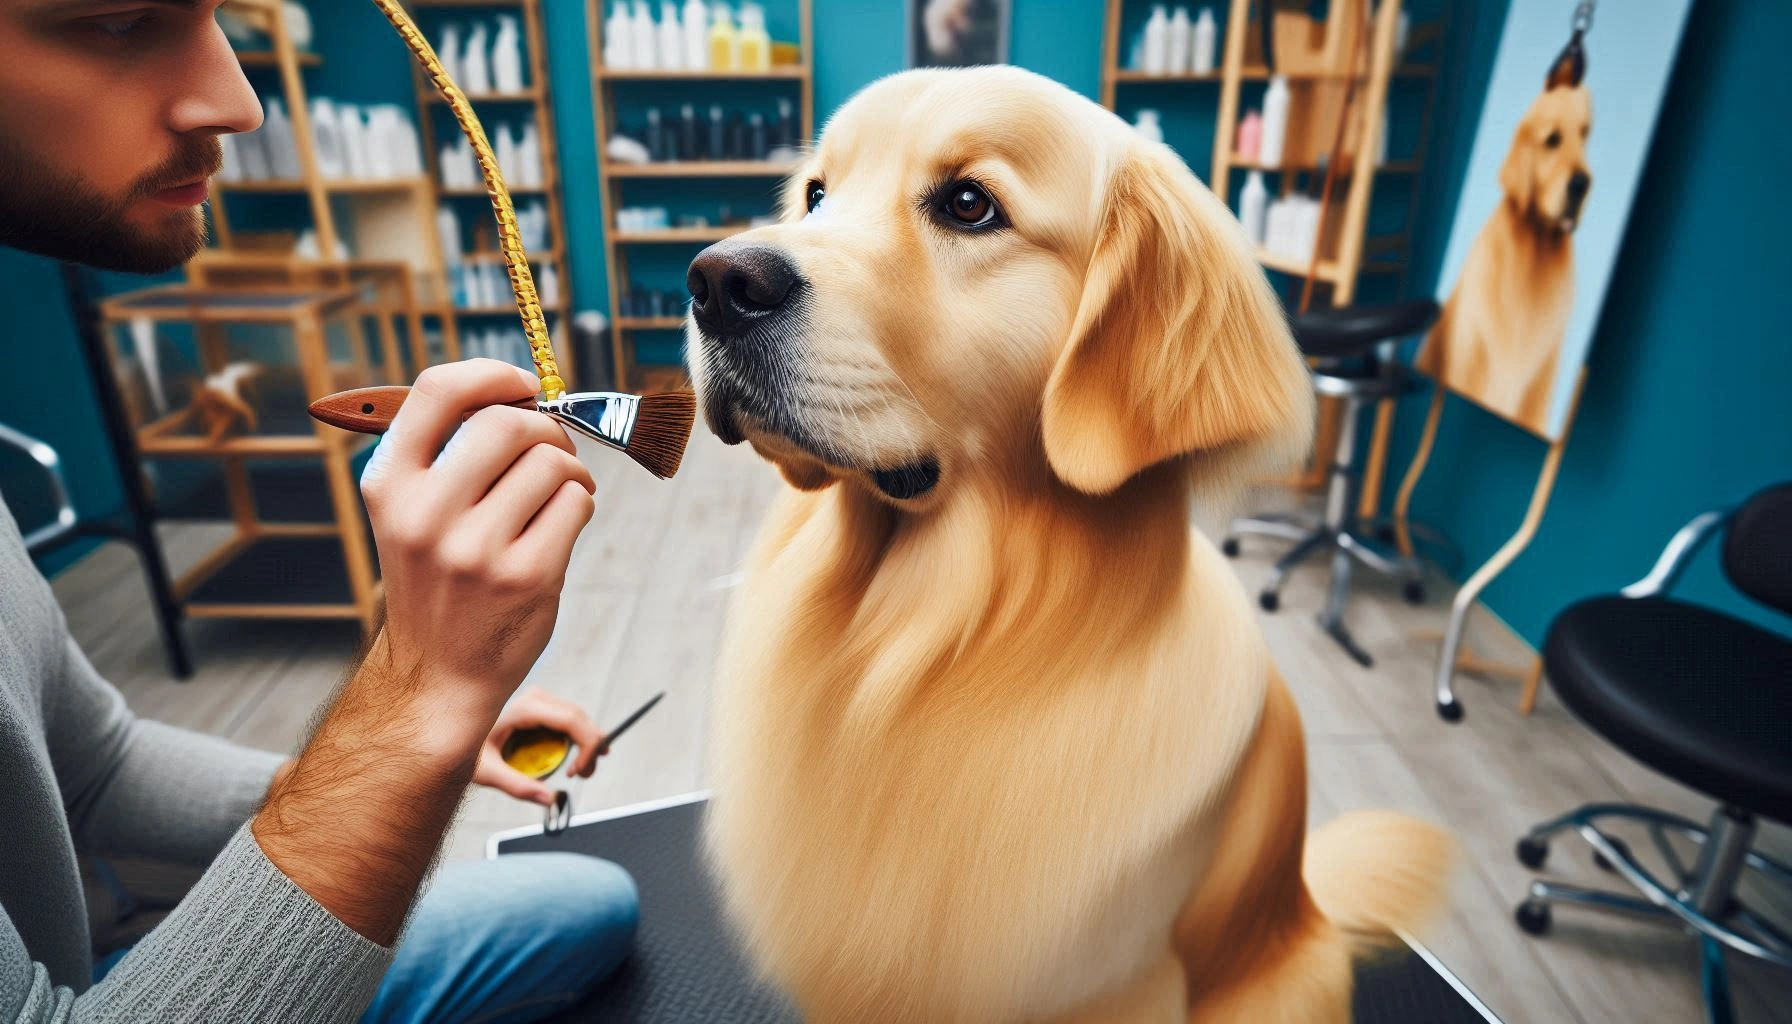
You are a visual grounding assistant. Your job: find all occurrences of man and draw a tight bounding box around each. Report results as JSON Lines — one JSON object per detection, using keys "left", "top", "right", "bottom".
{"left": 0, "top": 1, "right": 639, "bottom": 1020}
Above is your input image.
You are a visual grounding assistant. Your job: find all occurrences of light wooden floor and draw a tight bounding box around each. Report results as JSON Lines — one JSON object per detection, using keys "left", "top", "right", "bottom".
{"left": 51, "top": 427, "right": 1792, "bottom": 1023}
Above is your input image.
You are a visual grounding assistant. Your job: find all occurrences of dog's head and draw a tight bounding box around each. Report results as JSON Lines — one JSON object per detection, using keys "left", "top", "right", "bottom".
{"left": 1501, "top": 84, "right": 1592, "bottom": 234}
{"left": 686, "top": 67, "right": 1311, "bottom": 511}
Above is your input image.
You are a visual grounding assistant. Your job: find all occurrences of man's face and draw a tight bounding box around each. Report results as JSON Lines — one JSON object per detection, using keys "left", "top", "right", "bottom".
{"left": 0, "top": 0, "right": 261, "bottom": 273}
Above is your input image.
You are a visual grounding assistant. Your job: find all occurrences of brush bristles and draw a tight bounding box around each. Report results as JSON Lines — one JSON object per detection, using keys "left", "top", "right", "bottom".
{"left": 626, "top": 389, "right": 696, "bottom": 478}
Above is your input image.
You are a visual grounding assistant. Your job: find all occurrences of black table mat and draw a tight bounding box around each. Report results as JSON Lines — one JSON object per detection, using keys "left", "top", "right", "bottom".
{"left": 496, "top": 798, "right": 1494, "bottom": 1023}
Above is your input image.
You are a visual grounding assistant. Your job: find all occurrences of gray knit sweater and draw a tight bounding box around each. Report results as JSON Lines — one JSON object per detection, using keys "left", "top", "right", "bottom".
{"left": 0, "top": 499, "right": 392, "bottom": 1022}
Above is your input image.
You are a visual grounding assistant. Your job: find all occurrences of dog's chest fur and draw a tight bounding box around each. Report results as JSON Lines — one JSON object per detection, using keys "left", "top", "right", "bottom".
{"left": 704, "top": 482, "right": 1270, "bottom": 1023}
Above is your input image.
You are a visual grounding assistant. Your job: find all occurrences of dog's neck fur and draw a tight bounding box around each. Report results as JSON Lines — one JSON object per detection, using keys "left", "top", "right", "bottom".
{"left": 751, "top": 452, "right": 1199, "bottom": 736}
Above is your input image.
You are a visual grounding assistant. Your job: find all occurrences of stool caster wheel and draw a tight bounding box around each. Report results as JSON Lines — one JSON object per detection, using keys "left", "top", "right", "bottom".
{"left": 1259, "top": 590, "right": 1280, "bottom": 612}
{"left": 1436, "top": 699, "right": 1463, "bottom": 723}
{"left": 1402, "top": 579, "right": 1425, "bottom": 604}
{"left": 1516, "top": 836, "right": 1549, "bottom": 869}
{"left": 1593, "top": 837, "right": 1631, "bottom": 873}
{"left": 1515, "top": 899, "right": 1552, "bottom": 935}
{"left": 1221, "top": 538, "right": 1240, "bottom": 558}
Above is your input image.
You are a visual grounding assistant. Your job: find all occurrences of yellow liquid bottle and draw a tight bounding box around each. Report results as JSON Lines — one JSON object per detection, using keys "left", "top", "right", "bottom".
{"left": 737, "top": 2, "right": 770, "bottom": 72}
{"left": 708, "top": 5, "right": 738, "bottom": 72}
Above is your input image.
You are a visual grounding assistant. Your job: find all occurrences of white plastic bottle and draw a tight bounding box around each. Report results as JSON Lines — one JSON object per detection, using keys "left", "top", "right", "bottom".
{"left": 631, "top": 0, "right": 658, "bottom": 71}
{"left": 1238, "top": 170, "right": 1267, "bottom": 246}
{"left": 263, "top": 98, "right": 300, "bottom": 180}
{"left": 1192, "top": 7, "right": 1216, "bottom": 75}
{"left": 1168, "top": 7, "right": 1191, "bottom": 75}
{"left": 519, "top": 121, "right": 544, "bottom": 188}
{"left": 658, "top": 1, "right": 684, "bottom": 70}
{"left": 439, "top": 23, "right": 463, "bottom": 87}
{"left": 462, "top": 22, "right": 491, "bottom": 94}
{"left": 436, "top": 204, "right": 463, "bottom": 267}
{"left": 1259, "top": 74, "right": 1289, "bottom": 167}
{"left": 1133, "top": 109, "right": 1163, "bottom": 144}
{"left": 682, "top": 0, "right": 709, "bottom": 69}
{"left": 496, "top": 122, "right": 519, "bottom": 183}
{"left": 492, "top": 16, "right": 525, "bottom": 92}
{"left": 1142, "top": 5, "right": 1169, "bottom": 76}
{"left": 539, "top": 262, "right": 561, "bottom": 306}
{"left": 738, "top": 2, "right": 770, "bottom": 72}
{"left": 604, "top": 0, "right": 633, "bottom": 68}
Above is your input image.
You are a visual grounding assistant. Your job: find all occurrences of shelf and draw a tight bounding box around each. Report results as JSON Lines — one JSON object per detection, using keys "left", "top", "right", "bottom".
{"left": 614, "top": 226, "right": 748, "bottom": 243}
{"left": 603, "top": 161, "right": 797, "bottom": 178}
{"left": 596, "top": 66, "right": 808, "bottom": 81}
{"left": 461, "top": 249, "right": 560, "bottom": 263}
{"left": 235, "top": 50, "right": 321, "bottom": 68}
{"left": 454, "top": 301, "right": 571, "bottom": 315}
{"left": 216, "top": 177, "right": 428, "bottom": 194}
{"left": 439, "top": 185, "right": 549, "bottom": 196}
{"left": 1255, "top": 247, "right": 1342, "bottom": 282}
{"left": 1229, "top": 158, "right": 1420, "bottom": 175}
{"left": 425, "top": 88, "right": 543, "bottom": 103}
{"left": 182, "top": 535, "right": 372, "bottom": 617}
{"left": 617, "top": 317, "right": 686, "bottom": 330}
{"left": 1112, "top": 70, "right": 1223, "bottom": 83}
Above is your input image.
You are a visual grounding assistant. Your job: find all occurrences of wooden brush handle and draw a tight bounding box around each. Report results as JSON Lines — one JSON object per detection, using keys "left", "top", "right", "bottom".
{"left": 308, "top": 386, "right": 534, "bottom": 435}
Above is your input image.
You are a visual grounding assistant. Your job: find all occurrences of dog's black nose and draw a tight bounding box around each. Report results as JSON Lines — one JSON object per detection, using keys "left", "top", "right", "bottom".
{"left": 688, "top": 243, "right": 799, "bottom": 336}
{"left": 1567, "top": 172, "right": 1591, "bottom": 202}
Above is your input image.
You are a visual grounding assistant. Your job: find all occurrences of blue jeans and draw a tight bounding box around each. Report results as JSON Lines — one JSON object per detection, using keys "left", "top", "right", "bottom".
{"left": 96, "top": 853, "right": 638, "bottom": 1024}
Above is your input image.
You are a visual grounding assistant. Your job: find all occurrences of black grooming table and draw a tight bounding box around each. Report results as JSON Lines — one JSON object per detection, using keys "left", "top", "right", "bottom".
{"left": 490, "top": 795, "right": 1499, "bottom": 1023}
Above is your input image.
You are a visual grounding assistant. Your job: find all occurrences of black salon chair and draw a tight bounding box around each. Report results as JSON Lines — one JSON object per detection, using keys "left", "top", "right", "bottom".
{"left": 1223, "top": 299, "right": 1439, "bottom": 666}
{"left": 1512, "top": 482, "right": 1792, "bottom": 1024}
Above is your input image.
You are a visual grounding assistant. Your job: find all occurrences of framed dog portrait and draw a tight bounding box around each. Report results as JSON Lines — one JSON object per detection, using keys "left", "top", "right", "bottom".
{"left": 907, "top": 0, "right": 1010, "bottom": 68}
{"left": 1415, "top": 0, "right": 1692, "bottom": 440}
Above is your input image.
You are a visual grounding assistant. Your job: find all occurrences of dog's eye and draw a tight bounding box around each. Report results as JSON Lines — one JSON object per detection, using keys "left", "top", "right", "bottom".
{"left": 1545, "top": 130, "right": 1562, "bottom": 149}
{"left": 943, "top": 181, "right": 997, "bottom": 228}
{"left": 805, "top": 181, "right": 825, "bottom": 213}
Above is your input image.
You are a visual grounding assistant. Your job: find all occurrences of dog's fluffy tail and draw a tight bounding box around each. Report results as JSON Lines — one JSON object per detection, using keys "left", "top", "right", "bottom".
{"left": 1304, "top": 810, "right": 1457, "bottom": 956}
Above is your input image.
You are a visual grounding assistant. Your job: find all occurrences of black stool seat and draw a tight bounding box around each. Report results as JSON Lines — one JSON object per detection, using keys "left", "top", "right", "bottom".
{"left": 1544, "top": 595, "right": 1792, "bottom": 823}
{"left": 1293, "top": 299, "right": 1440, "bottom": 359}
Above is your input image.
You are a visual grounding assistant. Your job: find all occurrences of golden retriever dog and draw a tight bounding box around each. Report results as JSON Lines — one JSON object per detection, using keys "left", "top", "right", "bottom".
{"left": 1417, "top": 76, "right": 1592, "bottom": 433}
{"left": 689, "top": 66, "right": 1454, "bottom": 1023}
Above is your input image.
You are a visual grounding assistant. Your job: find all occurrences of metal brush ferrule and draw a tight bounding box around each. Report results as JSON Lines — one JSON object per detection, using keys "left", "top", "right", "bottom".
{"left": 536, "top": 392, "right": 640, "bottom": 451}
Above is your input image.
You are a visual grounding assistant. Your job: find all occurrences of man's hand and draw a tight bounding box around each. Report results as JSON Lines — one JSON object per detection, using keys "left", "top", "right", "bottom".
{"left": 255, "top": 360, "right": 597, "bottom": 946}
{"left": 363, "top": 360, "right": 596, "bottom": 721}
{"left": 476, "top": 687, "right": 607, "bottom": 805}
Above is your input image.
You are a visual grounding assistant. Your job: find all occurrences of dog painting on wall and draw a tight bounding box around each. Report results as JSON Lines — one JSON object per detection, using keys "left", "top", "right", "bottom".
{"left": 689, "top": 66, "right": 1454, "bottom": 1024}
{"left": 1417, "top": 47, "right": 1592, "bottom": 434}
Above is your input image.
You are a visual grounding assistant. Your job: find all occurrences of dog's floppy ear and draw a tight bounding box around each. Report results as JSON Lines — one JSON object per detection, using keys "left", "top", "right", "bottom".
{"left": 1041, "top": 141, "right": 1312, "bottom": 503}
{"left": 1499, "top": 119, "right": 1536, "bottom": 216}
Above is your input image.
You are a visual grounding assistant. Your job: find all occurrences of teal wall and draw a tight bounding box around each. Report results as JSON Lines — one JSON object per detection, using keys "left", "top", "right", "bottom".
{"left": 2, "top": 0, "right": 1785, "bottom": 653}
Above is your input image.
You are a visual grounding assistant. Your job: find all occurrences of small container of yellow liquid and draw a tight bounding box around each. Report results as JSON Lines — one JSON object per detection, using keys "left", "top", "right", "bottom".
{"left": 708, "top": 4, "right": 738, "bottom": 72}
{"left": 501, "top": 726, "right": 573, "bottom": 780}
{"left": 737, "top": 2, "right": 771, "bottom": 72}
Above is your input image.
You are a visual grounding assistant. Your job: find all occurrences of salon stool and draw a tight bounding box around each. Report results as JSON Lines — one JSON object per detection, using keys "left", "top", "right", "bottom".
{"left": 1513, "top": 483, "right": 1792, "bottom": 1024}
{"left": 1224, "top": 299, "right": 1439, "bottom": 666}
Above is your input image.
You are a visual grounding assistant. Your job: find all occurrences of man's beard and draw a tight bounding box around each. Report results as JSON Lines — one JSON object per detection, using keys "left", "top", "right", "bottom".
{"left": 0, "top": 136, "right": 221, "bottom": 274}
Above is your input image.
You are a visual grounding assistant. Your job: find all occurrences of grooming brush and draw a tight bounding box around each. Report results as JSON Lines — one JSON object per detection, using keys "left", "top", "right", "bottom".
{"left": 310, "top": 386, "right": 694, "bottom": 480}
{"left": 306, "top": 0, "right": 694, "bottom": 479}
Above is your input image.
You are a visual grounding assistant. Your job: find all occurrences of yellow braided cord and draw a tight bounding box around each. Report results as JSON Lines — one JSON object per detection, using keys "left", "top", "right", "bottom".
{"left": 370, "top": 0, "right": 565, "bottom": 398}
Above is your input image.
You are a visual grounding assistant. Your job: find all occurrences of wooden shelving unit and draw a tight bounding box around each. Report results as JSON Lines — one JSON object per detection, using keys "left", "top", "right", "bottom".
{"left": 210, "top": 0, "right": 453, "bottom": 368}
{"left": 408, "top": 0, "right": 575, "bottom": 380}
{"left": 587, "top": 0, "right": 813, "bottom": 390}
{"left": 97, "top": 285, "right": 388, "bottom": 633}
{"left": 1100, "top": 0, "right": 1443, "bottom": 499}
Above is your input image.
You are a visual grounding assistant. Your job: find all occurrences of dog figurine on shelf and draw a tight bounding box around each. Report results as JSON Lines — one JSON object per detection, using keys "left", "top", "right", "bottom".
{"left": 190, "top": 361, "right": 261, "bottom": 444}
{"left": 691, "top": 66, "right": 1455, "bottom": 1024}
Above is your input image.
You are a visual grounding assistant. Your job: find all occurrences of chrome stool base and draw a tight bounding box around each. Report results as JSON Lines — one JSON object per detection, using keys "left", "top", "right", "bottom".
{"left": 1514, "top": 803, "right": 1792, "bottom": 1024}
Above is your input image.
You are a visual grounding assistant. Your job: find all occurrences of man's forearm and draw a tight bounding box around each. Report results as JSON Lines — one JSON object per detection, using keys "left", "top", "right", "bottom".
{"left": 252, "top": 631, "right": 497, "bottom": 946}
